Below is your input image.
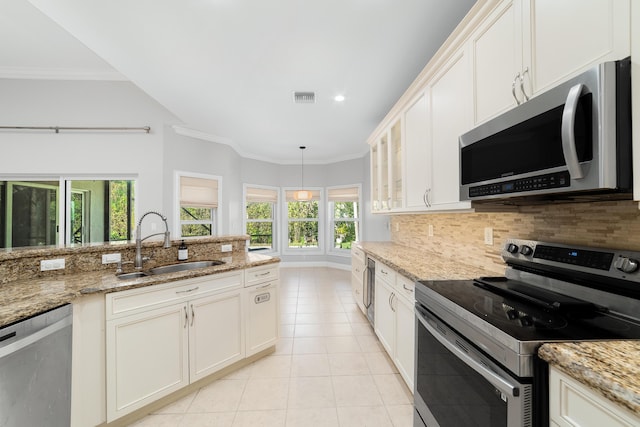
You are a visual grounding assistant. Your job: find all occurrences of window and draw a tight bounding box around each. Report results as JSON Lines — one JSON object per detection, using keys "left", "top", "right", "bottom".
{"left": 328, "top": 185, "right": 360, "bottom": 253}
{"left": 0, "top": 178, "right": 136, "bottom": 249}
{"left": 245, "top": 185, "right": 278, "bottom": 252}
{"left": 177, "top": 173, "right": 220, "bottom": 238}
{"left": 286, "top": 189, "right": 321, "bottom": 249}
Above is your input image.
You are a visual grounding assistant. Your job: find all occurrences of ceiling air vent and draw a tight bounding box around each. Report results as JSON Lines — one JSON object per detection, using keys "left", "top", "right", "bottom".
{"left": 293, "top": 91, "right": 316, "bottom": 104}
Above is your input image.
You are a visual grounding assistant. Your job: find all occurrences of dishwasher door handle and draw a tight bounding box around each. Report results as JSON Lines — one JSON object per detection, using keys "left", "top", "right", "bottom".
{"left": 0, "top": 315, "right": 72, "bottom": 359}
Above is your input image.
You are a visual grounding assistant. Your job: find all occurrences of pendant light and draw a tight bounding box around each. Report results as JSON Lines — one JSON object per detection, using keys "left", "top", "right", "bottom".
{"left": 294, "top": 146, "right": 311, "bottom": 201}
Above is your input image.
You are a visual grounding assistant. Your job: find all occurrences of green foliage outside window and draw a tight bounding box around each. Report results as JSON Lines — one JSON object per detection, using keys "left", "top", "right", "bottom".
{"left": 288, "top": 200, "right": 319, "bottom": 248}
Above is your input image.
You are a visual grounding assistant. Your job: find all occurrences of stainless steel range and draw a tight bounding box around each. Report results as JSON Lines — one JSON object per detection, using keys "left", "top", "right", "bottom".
{"left": 414, "top": 238, "right": 640, "bottom": 427}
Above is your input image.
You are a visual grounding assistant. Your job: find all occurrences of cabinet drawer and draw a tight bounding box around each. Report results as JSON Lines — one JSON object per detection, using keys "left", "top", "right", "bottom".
{"left": 376, "top": 263, "right": 396, "bottom": 285}
{"left": 396, "top": 274, "right": 415, "bottom": 302}
{"left": 351, "top": 247, "right": 366, "bottom": 263}
{"left": 352, "top": 262, "right": 365, "bottom": 280}
{"left": 245, "top": 265, "right": 279, "bottom": 287}
{"left": 106, "top": 272, "right": 242, "bottom": 320}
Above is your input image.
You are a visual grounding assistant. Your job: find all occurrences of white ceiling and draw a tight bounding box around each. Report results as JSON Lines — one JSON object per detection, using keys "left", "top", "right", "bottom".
{"left": 1, "top": 0, "right": 475, "bottom": 164}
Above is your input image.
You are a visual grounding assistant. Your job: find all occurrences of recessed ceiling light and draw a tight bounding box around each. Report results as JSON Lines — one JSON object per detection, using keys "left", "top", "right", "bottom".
{"left": 334, "top": 94, "right": 346, "bottom": 102}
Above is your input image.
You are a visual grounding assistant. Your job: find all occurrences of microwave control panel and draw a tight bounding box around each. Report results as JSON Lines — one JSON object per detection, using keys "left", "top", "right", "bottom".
{"left": 468, "top": 171, "right": 570, "bottom": 198}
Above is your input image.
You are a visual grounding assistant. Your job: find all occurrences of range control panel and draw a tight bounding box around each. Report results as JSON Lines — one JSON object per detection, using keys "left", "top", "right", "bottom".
{"left": 502, "top": 238, "right": 640, "bottom": 281}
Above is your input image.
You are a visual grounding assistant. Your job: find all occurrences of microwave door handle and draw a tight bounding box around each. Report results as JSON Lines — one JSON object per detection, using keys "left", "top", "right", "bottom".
{"left": 561, "top": 83, "right": 586, "bottom": 179}
{"left": 416, "top": 307, "right": 519, "bottom": 398}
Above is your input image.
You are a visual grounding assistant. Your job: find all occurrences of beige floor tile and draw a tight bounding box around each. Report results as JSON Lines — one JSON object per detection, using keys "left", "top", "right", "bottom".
{"left": 292, "top": 337, "right": 326, "bottom": 354}
{"left": 373, "top": 374, "right": 413, "bottom": 406}
{"left": 350, "top": 323, "right": 375, "bottom": 336}
{"left": 328, "top": 353, "right": 370, "bottom": 376}
{"left": 365, "top": 352, "right": 398, "bottom": 375}
{"left": 179, "top": 412, "right": 235, "bottom": 427}
{"left": 336, "top": 406, "right": 392, "bottom": 427}
{"left": 287, "top": 377, "right": 335, "bottom": 409}
{"left": 385, "top": 404, "right": 414, "bottom": 427}
{"left": 295, "top": 313, "right": 324, "bottom": 324}
{"left": 222, "top": 363, "right": 253, "bottom": 380}
{"left": 290, "top": 354, "right": 331, "bottom": 377}
{"left": 274, "top": 337, "right": 293, "bottom": 355}
{"left": 356, "top": 334, "right": 385, "bottom": 353}
{"left": 297, "top": 304, "right": 322, "bottom": 314}
{"left": 280, "top": 324, "right": 295, "bottom": 337}
{"left": 332, "top": 375, "right": 383, "bottom": 407}
{"left": 188, "top": 379, "right": 246, "bottom": 413}
{"left": 280, "top": 313, "right": 296, "bottom": 324}
{"left": 249, "top": 355, "right": 292, "bottom": 378}
{"left": 346, "top": 310, "right": 369, "bottom": 324}
{"left": 152, "top": 391, "right": 197, "bottom": 414}
{"left": 238, "top": 378, "right": 289, "bottom": 411}
{"left": 129, "top": 414, "right": 182, "bottom": 427}
{"left": 324, "top": 336, "right": 362, "bottom": 353}
{"left": 321, "top": 312, "right": 349, "bottom": 324}
{"left": 285, "top": 407, "right": 340, "bottom": 427}
{"left": 232, "top": 410, "right": 286, "bottom": 427}
{"left": 294, "top": 324, "right": 325, "bottom": 337}
{"left": 321, "top": 323, "right": 353, "bottom": 337}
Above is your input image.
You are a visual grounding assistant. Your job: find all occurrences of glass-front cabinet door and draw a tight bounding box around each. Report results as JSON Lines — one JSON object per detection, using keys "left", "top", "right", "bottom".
{"left": 390, "top": 120, "right": 403, "bottom": 209}
{"left": 379, "top": 133, "right": 389, "bottom": 210}
{"left": 370, "top": 143, "right": 380, "bottom": 211}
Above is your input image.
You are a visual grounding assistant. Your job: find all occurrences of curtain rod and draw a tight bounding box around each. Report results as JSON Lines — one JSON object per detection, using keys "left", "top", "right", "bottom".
{"left": 0, "top": 125, "right": 151, "bottom": 133}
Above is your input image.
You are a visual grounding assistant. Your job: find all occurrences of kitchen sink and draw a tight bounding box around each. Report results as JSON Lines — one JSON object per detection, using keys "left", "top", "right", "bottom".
{"left": 148, "top": 260, "right": 225, "bottom": 275}
{"left": 116, "top": 271, "right": 150, "bottom": 280}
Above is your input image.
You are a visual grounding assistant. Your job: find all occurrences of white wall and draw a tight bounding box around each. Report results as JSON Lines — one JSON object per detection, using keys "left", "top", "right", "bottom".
{"left": 0, "top": 79, "right": 178, "bottom": 236}
{"left": 1, "top": 78, "right": 390, "bottom": 259}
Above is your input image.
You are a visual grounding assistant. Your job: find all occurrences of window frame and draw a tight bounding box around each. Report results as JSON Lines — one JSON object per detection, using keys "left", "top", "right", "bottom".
{"left": 243, "top": 184, "right": 279, "bottom": 254}
{"left": 173, "top": 170, "right": 222, "bottom": 239}
{"left": 282, "top": 187, "right": 324, "bottom": 255}
{"left": 326, "top": 184, "right": 362, "bottom": 256}
{"left": 0, "top": 174, "right": 137, "bottom": 248}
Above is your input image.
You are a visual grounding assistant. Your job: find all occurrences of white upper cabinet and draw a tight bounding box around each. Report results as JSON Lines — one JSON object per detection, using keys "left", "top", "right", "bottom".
{"left": 472, "top": 0, "right": 631, "bottom": 125}
{"left": 371, "top": 119, "right": 403, "bottom": 212}
{"left": 429, "top": 47, "right": 473, "bottom": 208}
{"left": 525, "top": 0, "right": 630, "bottom": 96}
{"left": 403, "top": 93, "right": 431, "bottom": 209}
{"left": 471, "top": 0, "right": 524, "bottom": 124}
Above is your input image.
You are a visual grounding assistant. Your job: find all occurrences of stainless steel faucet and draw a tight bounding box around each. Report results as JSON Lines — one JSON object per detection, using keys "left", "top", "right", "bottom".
{"left": 135, "top": 211, "right": 171, "bottom": 269}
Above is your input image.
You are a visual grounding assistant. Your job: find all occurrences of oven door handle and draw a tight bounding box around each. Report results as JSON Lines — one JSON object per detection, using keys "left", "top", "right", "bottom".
{"left": 416, "top": 308, "right": 520, "bottom": 398}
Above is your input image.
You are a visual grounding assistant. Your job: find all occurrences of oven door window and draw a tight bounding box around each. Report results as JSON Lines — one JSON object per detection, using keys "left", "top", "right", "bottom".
{"left": 416, "top": 319, "right": 507, "bottom": 427}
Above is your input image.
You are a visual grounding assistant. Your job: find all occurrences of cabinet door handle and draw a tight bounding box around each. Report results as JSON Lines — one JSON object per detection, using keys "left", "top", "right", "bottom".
{"left": 183, "top": 306, "right": 188, "bottom": 329}
{"left": 512, "top": 73, "right": 522, "bottom": 105}
{"left": 190, "top": 304, "right": 195, "bottom": 327}
{"left": 176, "top": 286, "right": 199, "bottom": 295}
{"left": 390, "top": 293, "right": 396, "bottom": 312}
{"left": 425, "top": 188, "right": 431, "bottom": 207}
{"left": 403, "top": 284, "right": 413, "bottom": 292}
{"left": 519, "top": 67, "right": 530, "bottom": 102}
{"left": 256, "top": 271, "right": 271, "bottom": 277}
{"left": 256, "top": 283, "right": 271, "bottom": 290}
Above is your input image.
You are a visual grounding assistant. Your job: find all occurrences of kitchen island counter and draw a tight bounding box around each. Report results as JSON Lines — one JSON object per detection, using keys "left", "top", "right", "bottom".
{"left": 0, "top": 252, "right": 279, "bottom": 328}
{"left": 539, "top": 340, "right": 640, "bottom": 416}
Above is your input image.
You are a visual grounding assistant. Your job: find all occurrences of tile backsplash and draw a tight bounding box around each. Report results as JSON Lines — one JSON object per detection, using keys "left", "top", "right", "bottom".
{"left": 391, "top": 200, "right": 640, "bottom": 275}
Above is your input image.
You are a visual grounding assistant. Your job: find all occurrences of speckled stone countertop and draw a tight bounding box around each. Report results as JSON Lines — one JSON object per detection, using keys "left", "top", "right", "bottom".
{"left": 539, "top": 341, "right": 640, "bottom": 416}
{"left": 354, "top": 241, "right": 495, "bottom": 281}
{"left": 0, "top": 252, "right": 279, "bottom": 328}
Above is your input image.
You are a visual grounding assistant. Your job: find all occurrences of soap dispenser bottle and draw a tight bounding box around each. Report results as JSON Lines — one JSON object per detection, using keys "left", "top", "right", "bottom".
{"left": 178, "top": 240, "right": 188, "bottom": 261}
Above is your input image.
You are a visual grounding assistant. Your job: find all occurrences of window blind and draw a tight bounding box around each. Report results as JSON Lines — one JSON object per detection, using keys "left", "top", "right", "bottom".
{"left": 180, "top": 176, "right": 218, "bottom": 208}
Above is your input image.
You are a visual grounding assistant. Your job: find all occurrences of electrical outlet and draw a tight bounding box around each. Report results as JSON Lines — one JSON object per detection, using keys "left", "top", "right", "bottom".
{"left": 102, "top": 253, "right": 122, "bottom": 264}
{"left": 484, "top": 227, "right": 494, "bottom": 245}
{"left": 41, "top": 258, "right": 66, "bottom": 271}
{"left": 221, "top": 244, "right": 233, "bottom": 252}
{"left": 428, "top": 224, "right": 434, "bottom": 237}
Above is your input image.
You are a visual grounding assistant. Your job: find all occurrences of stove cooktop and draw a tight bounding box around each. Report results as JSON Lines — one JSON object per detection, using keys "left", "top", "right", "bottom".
{"left": 416, "top": 278, "right": 640, "bottom": 343}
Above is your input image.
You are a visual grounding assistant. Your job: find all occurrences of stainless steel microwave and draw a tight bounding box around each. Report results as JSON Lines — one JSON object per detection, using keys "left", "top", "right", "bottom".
{"left": 459, "top": 57, "right": 631, "bottom": 203}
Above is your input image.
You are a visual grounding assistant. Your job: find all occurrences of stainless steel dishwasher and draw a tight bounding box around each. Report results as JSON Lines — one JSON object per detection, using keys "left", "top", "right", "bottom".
{"left": 0, "top": 304, "right": 73, "bottom": 427}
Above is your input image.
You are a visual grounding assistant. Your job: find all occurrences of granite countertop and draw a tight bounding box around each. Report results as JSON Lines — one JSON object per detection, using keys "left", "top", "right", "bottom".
{"left": 0, "top": 252, "right": 279, "bottom": 328}
{"left": 354, "top": 241, "right": 494, "bottom": 281}
{"left": 539, "top": 341, "right": 640, "bottom": 416}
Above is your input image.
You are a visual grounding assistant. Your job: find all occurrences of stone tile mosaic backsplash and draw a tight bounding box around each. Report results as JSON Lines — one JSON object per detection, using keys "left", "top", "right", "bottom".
{"left": 390, "top": 200, "right": 640, "bottom": 275}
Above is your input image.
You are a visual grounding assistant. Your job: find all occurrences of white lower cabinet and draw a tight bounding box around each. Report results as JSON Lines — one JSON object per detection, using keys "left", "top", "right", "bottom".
{"left": 549, "top": 366, "right": 640, "bottom": 427}
{"left": 106, "top": 303, "right": 190, "bottom": 421}
{"left": 104, "top": 268, "right": 280, "bottom": 423}
{"left": 373, "top": 263, "right": 415, "bottom": 390}
{"left": 351, "top": 247, "right": 366, "bottom": 314}
{"left": 245, "top": 278, "right": 279, "bottom": 356}
{"left": 189, "top": 290, "right": 244, "bottom": 381}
